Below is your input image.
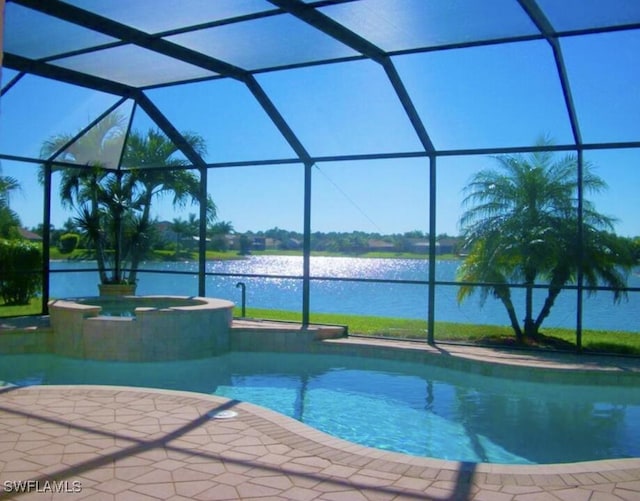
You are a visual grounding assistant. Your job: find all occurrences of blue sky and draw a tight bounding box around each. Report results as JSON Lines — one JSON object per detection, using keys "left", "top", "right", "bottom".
{"left": 1, "top": 26, "right": 639, "bottom": 237}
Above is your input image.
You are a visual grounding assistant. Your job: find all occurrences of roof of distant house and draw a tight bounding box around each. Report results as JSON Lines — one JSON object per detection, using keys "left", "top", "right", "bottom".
{"left": 18, "top": 228, "right": 43, "bottom": 241}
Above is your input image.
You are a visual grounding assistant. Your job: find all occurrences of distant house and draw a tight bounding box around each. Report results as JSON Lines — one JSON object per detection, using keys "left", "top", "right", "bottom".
{"left": 223, "top": 234, "right": 239, "bottom": 250}
{"left": 18, "top": 228, "right": 42, "bottom": 241}
{"left": 406, "top": 237, "right": 463, "bottom": 255}
{"left": 183, "top": 235, "right": 210, "bottom": 249}
{"left": 283, "top": 238, "right": 302, "bottom": 250}
{"left": 408, "top": 239, "right": 431, "bottom": 253}
{"left": 252, "top": 237, "right": 278, "bottom": 251}
{"left": 436, "top": 237, "right": 462, "bottom": 255}
{"left": 367, "top": 239, "right": 396, "bottom": 252}
{"left": 252, "top": 237, "right": 266, "bottom": 251}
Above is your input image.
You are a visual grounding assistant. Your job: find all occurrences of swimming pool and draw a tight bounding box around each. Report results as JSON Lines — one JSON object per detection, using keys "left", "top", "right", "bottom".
{"left": 1, "top": 351, "right": 638, "bottom": 464}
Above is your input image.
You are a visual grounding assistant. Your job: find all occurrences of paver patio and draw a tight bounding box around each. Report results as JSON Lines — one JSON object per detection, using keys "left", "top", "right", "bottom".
{"left": 1, "top": 382, "right": 639, "bottom": 501}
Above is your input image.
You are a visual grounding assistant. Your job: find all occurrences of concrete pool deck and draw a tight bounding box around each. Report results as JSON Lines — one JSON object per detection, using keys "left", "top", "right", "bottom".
{"left": 1, "top": 385, "right": 639, "bottom": 501}
{"left": 0, "top": 318, "right": 639, "bottom": 500}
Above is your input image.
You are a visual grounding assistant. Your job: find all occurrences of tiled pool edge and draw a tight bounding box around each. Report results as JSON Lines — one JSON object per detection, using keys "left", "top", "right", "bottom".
{"left": 314, "top": 337, "right": 640, "bottom": 386}
{"left": 229, "top": 321, "right": 640, "bottom": 386}
{"left": 2, "top": 316, "right": 640, "bottom": 386}
{"left": 0, "top": 319, "right": 52, "bottom": 354}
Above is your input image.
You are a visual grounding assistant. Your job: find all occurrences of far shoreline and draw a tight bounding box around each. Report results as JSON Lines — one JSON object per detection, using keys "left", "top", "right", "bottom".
{"left": 49, "top": 248, "right": 463, "bottom": 262}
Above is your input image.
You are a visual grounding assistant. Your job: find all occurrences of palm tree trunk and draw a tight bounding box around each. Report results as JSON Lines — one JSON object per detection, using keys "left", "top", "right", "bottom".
{"left": 92, "top": 236, "right": 107, "bottom": 283}
{"left": 89, "top": 174, "right": 109, "bottom": 284}
{"left": 113, "top": 209, "right": 122, "bottom": 283}
{"left": 524, "top": 276, "right": 536, "bottom": 339}
{"left": 96, "top": 242, "right": 109, "bottom": 283}
{"left": 126, "top": 189, "right": 153, "bottom": 284}
{"left": 127, "top": 246, "right": 141, "bottom": 285}
{"left": 495, "top": 286, "right": 524, "bottom": 342}
{"left": 534, "top": 286, "right": 562, "bottom": 332}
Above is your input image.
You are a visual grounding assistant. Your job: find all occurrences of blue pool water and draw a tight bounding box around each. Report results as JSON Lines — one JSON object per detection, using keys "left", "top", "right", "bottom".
{"left": 1, "top": 352, "right": 638, "bottom": 464}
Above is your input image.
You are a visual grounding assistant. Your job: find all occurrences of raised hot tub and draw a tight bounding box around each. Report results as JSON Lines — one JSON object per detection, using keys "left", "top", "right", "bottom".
{"left": 48, "top": 295, "right": 234, "bottom": 361}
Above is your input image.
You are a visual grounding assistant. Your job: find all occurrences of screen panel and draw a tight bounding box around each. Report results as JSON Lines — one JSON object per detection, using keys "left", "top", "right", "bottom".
{"left": 321, "top": 0, "right": 539, "bottom": 52}
{"left": 167, "top": 13, "right": 358, "bottom": 71}
{"left": 394, "top": 41, "right": 574, "bottom": 150}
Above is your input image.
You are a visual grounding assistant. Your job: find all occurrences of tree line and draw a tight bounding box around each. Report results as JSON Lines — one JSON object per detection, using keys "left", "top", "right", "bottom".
{"left": 41, "top": 218, "right": 464, "bottom": 257}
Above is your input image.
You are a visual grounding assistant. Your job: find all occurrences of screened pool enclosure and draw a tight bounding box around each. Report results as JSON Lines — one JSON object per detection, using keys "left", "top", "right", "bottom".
{"left": 1, "top": 0, "right": 639, "bottom": 348}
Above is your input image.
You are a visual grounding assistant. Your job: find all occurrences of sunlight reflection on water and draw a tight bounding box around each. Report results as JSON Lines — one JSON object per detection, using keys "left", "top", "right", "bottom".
{"left": 50, "top": 257, "right": 639, "bottom": 332}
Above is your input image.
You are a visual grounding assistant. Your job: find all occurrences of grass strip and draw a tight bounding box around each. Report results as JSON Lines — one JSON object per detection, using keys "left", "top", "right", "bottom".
{"left": 237, "top": 307, "right": 640, "bottom": 356}
{"left": 0, "top": 298, "right": 43, "bottom": 317}
{"left": 48, "top": 247, "right": 458, "bottom": 261}
{"left": 1, "top": 302, "right": 637, "bottom": 356}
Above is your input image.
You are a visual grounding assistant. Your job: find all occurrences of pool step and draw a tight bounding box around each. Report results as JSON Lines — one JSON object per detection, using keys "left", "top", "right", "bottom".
{"left": 230, "top": 318, "right": 346, "bottom": 352}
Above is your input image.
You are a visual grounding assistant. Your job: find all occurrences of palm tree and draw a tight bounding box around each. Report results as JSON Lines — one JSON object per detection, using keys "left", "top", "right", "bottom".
{"left": 457, "top": 138, "right": 633, "bottom": 342}
{"left": 457, "top": 237, "right": 523, "bottom": 339}
{"left": 170, "top": 217, "right": 191, "bottom": 257}
{"left": 40, "top": 113, "right": 126, "bottom": 283}
{"left": 41, "top": 115, "right": 214, "bottom": 286}
{"left": 121, "top": 129, "right": 215, "bottom": 282}
{"left": 208, "top": 221, "right": 234, "bottom": 251}
{"left": 0, "top": 172, "right": 22, "bottom": 239}
{"left": 209, "top": 220, "right": 234, "bottom": 236}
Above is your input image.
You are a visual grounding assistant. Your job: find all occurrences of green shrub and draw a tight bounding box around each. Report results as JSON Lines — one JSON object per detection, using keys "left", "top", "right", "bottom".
{"left": 0, "top": 239, "right": 42, "bottom": 305}
{"left": 58, "top": 232, "right": 80, "bottom": 254}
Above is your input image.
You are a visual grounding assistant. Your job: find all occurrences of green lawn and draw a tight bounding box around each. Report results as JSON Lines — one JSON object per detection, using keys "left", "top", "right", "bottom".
{"left": 48, "top": 248, "right": 243, "bottom": 262}
{"left": 237, "top": 307, "right": 640, "bottom": 356}
{"left": 48, "top": 248, "right": 86, "bottom": 260}
{"left": 0, "top": 297, "right": 43, "bottom": 317}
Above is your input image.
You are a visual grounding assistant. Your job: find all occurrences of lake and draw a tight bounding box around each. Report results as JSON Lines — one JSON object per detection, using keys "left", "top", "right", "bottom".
{"left": 49, "top": 256, "right": 640, "bottom": 333}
